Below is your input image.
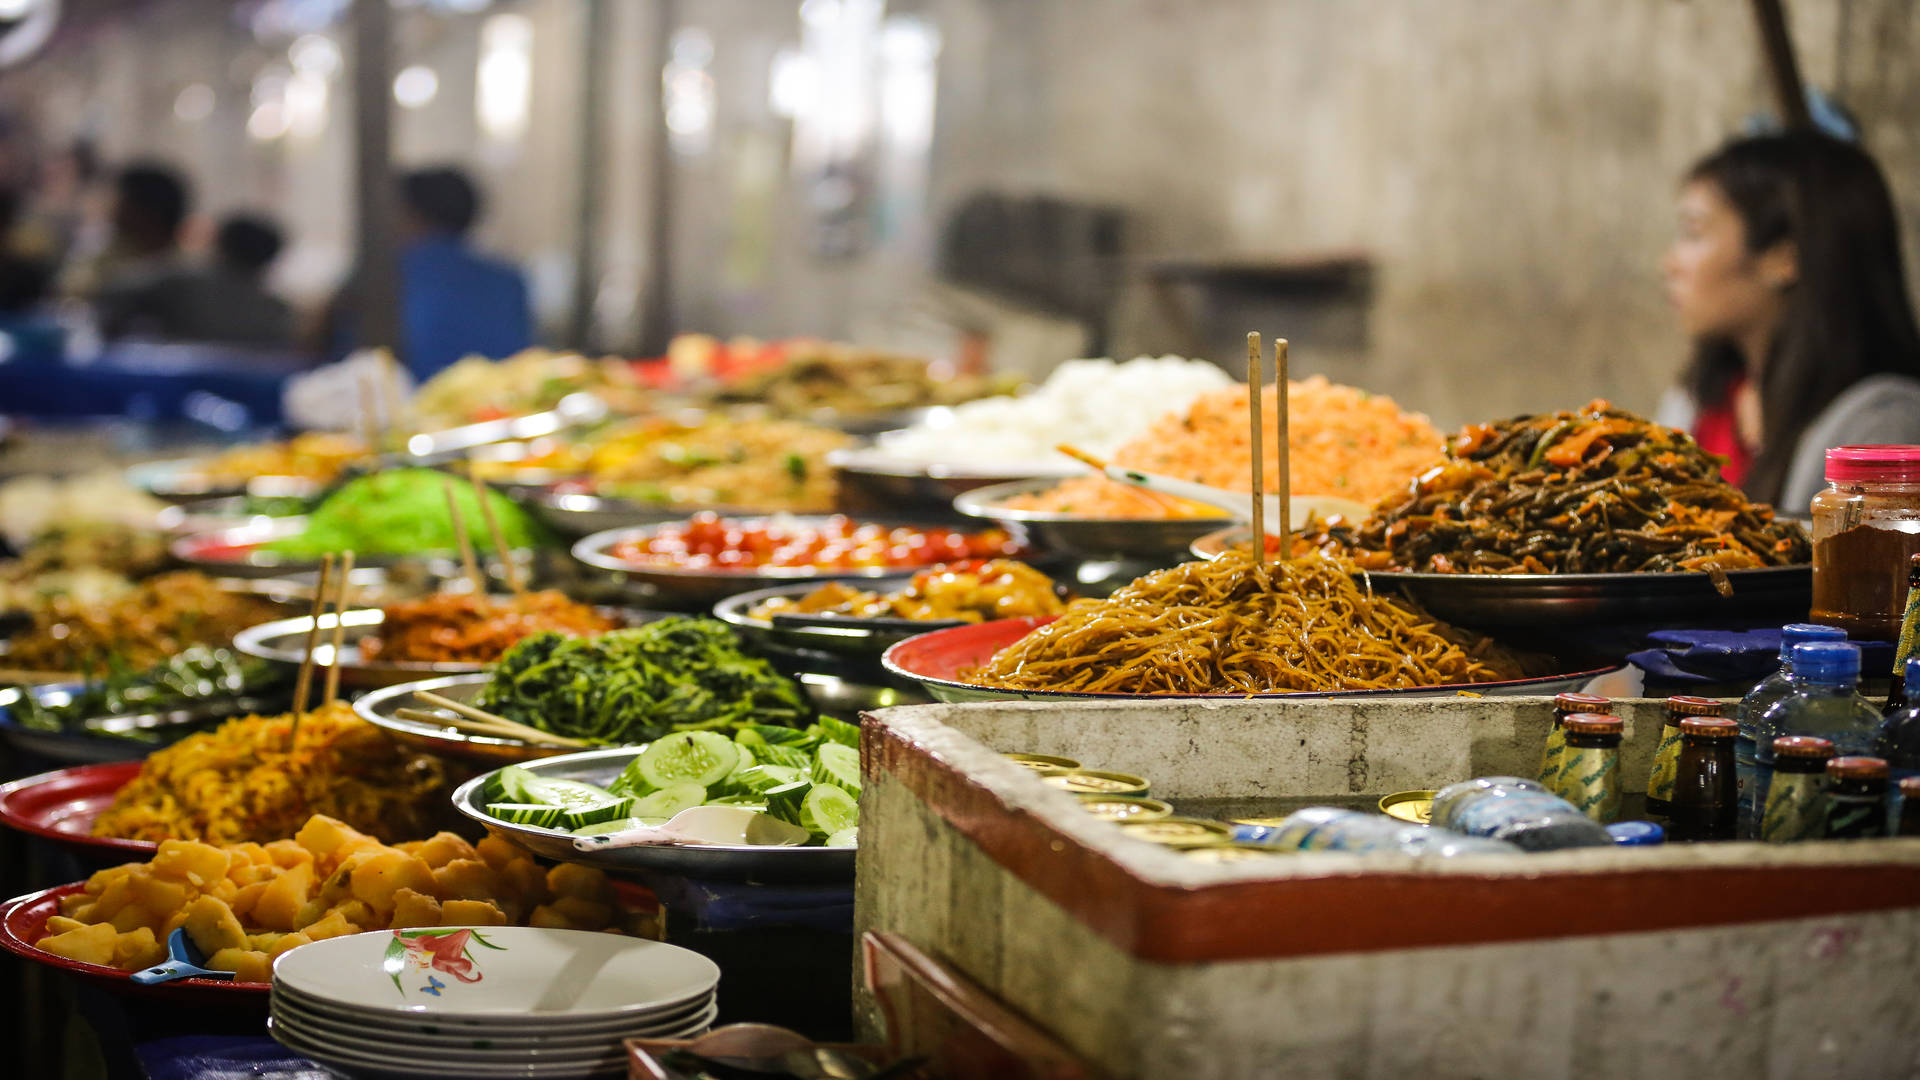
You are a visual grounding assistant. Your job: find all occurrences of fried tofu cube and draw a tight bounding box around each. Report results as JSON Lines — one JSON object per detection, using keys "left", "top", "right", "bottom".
{"left": 300, "top": 911, "right": 360, "bottom": 941}
{"left": 395, "top": 840, "right": 426, "bottom": 855}
{"left": 546, "top": 863, "right": 612, "bottom": 902}
{"left": 290, "top": 900, "right": 328, "bottom": 931}
{"left": 228, "top": 863, "right": 277, "bottom": 888}
{"left": 430, "top": 859, "right": 502, "bottom": 902}
{"left": 84, "top": 865, "right": 132, "bottom": 896}
{"left": 438, "top": 899, "right": 507, "bottom": 927}
{"left": 317, "top": 850, "right": 381, "bottom": 905}
{"left": 111, "top": 927, "right": 166, "bottom": 971}
{"left": 295, "top": 815, "right": 363, "bottom": 861}
{"left": 267, "top": 932, "right": 311, "bottom": 959}
{"left": 231, "top": 881, "right": 272, "bottom": 921}
{"left": 349, "top": 851, "right": 436, "bottom": 917}
{"left": 107, "top": 903, "right": 160, "bottom": 935}
{"left": 152, "top": 840, "right": 231, "bottom": 887}
{"left": 549, "top": 897, "right": 613, "bottom": 930}
{"left": 205, "top": 948, "right": 272, "bottom": 984}
{"left": 252, "top": 862, "right": 314, "bottom": 932}
{"left": 475, "top": 835, "right": 530, "bottom": 872}
{"left": 326, "top": 900, "right": 376, "bottom": 930}
{"left": 264, "top": 840, "right": 313, "bottom": 870}
{"left": 43, "top": 916, "right": 88, "bottom": 935}
{"left": 245, "top": 932, "right": 285, "bottom": 952}
{"left": 161, "top": 910, "right": 191, "bottom": 939}
{"left": 36, "top": 922, "right": 117, "bottom": 967}
{"left": 181, "top": 896, "right": 247, "bottom": 957}
{"left": 128, "top": 871, "right": 191, "bottom": 916}
{"left": 231, "top": 842, "right": 273, "bottom": 867}
{"left": 389, "top": 888, "right": 442, "bottom": 929}
{"left": 203, "top": 878, "right": 238, "bottom": 904}
{"left": 58, "top": 894, "right": 93, "bottom": 919}
{"left": 417, "top": 833, "right": 478, "bottom": 870}
{"left": 502, "top": 859, "right": 550, "bottom": 906}
{"left": 527, "top": 904, "right": 570, "bottom": 930}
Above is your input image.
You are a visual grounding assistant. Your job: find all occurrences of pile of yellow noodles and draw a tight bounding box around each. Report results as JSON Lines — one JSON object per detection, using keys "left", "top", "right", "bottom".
{"left": 92, "top": 702, "right": 453, "bottom": 845}
{"left": 1007, "top": 378, "right": 1442, "bottom": 517}
{"left": 968, "top": 550, "right": 1519, "bottom": 694}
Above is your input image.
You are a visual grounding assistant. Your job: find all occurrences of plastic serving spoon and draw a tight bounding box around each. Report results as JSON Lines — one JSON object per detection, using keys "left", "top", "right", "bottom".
{"left": 131, "top": 927, "right": 235, "bottom": 985}
{"left": 573, "top": 806, "right": 811, "bottom": 853}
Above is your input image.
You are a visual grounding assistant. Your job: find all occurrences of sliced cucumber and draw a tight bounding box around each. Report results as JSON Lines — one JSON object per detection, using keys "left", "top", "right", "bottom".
{"left": 746, "top": 723, "right": 813, "bottom": 747}
{"left": 608, "top": 754, "right": 658, "bottom": 799}
{"left": 812, "top": 716, "right": 860, "bottom": 749}
{"left": 561, "top": 797, "right": 636, "bottom": 829}
{"left": 812, "top": 742, "right": 862, "bottom": 793}
{"left": 489, "top": 765, "right": 540, "bottom": 804}
{"left": 757, "top": 743, "right": 814, "bottom": 772}
{"left": 571, "top": 817, "right": 648, "bottom": 837}
{"left": 728, "top": 740, "right": 758, "bottom": 774}
{"left": 801, "top": 784, "right": 859, "bottom": 837}
{"left": 630, "top": 783, "right": 708, "bottom": 820}
{"left": 487, "top": 803, "right": 567, "bottom": 829}
{"left": 712, "top": 764, "right": 802, "bottom": 798}
{"left": 824, "top": 827, "right": 858, "bottom": 848}
{"left": 637, "top": 731, "right": 740, "bottom": 790}
{"left": 522, "top": 776, "right": 622, "bottom": 811}
{"left": 763, "top": 780, "right": 812, "bottom": 827}
{"left": 708, "top": 795, "right": 768, "bottom": 811}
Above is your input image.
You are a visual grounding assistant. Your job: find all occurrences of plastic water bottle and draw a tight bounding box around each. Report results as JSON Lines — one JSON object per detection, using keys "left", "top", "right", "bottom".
{"left": 1736, "top": 623, "right": 1849, "bottom": 834}
{"left": 1234, "top": 808, "right": 1520, "bottom": 857}
{"left": 1431, "top": 777, "right": 1613, "bottom": 851}
{"left": 1749, "top": 641, "right": 1884, "bottom": 837}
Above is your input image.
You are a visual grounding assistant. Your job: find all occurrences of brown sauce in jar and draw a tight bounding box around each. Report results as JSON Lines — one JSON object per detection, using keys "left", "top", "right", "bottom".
{"left": 1811, "top": 523, "right": 1920, "bottom": 639}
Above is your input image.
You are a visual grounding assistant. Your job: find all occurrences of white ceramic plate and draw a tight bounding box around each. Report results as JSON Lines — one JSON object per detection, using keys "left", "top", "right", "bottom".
{"left": 268, "top": 1018, "right": 633, "bottom": 1078}
{"left": 271, "top": 976, "right": 715, "bottom": 1033}
{"left": 271, "top": 988, "right": 713, "bottom": 1045}
{"left": 272, "top": 927, "right": 719, "bottom": 1022}
{"left": 271, "top": 999, "right": 717, "bottom": 1061}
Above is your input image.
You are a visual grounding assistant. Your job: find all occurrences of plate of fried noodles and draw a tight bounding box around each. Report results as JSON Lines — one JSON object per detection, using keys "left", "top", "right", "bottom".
{"left": 881, "top": 549, "right": 1616, "bottom": 702}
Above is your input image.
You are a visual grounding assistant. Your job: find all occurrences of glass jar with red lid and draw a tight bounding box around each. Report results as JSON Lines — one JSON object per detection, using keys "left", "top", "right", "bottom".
{"left": 1810, "top": 445, "right": 1920, "bottom": 639}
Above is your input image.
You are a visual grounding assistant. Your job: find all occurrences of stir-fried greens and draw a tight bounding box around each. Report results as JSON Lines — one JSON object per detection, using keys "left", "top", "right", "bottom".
{"left": 1307, "top": 401, "right": 1810, "bottom": 574}
{"left": 476, "top": 617, "right": 812, "bottom": 745}
{"left": 13, "top": 646, "right": 282, "bottom": 741}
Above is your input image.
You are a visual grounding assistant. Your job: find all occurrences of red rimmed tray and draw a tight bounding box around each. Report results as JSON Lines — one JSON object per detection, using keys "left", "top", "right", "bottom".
{"left": 0, "top": 883, "right": 268, "bottom": 1002}
{"left": 881, "top": 616, "right": 1620, "bottom": 702}
{"left": 0, "top": 761, "right": 155, "bottom": 861}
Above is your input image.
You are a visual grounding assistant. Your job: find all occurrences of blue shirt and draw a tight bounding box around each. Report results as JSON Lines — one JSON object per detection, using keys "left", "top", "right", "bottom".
{"left": 397, "top": 236, "right": 533, "bottom": 381}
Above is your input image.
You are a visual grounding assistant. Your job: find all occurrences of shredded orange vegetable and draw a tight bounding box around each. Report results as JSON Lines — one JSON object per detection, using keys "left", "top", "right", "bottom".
{"left": 1007, "top": 377, "right": 1443, "bottom": 518}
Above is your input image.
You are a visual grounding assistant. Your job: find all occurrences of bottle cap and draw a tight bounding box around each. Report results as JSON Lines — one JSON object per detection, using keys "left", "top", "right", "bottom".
{"left": 1678, "top": 718, "right": 1737, "bottom": 738}
{"left": 1664, "top": 695, "right": 1723, "bottom": 721}
{"left": 1792, "top": 641, "right": 1861, "bottom": 685}
{"left": 1561, "top": 713, "right": 1623, "bottom": 736}
{"left": 1779, "top": 622, "right": 1848, "bottom": 661}
{"left": 1552, "top": 692, "right": 1611, "bottom": 714}
{"left": 1901, "top": 776, "right": 1920, "bottom": 797}
{"left": 1606, "top": 820, "right": 1665, "bottom": 846}
{"left": 1772, "top": 735, "right": 1837, "bottom": 759}
{"left": 1907, "top": 656, "right": 1920, "bottom": 688}
{"left": 1826, "top": 756, "right": 1890, "bottom": 781}
{"left": 1825, "top": 445, "right": 1920, "bottom": 484}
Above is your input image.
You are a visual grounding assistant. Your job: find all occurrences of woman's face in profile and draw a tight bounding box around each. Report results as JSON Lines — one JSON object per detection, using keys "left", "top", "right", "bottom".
{"left": 1662, "top": 179, "right": 1782, "bottom": 348}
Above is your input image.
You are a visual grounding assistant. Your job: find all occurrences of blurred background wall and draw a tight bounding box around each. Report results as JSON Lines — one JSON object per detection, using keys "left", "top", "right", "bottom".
{"left": 4, "top": 0, "right": 1914, "bottom": 427}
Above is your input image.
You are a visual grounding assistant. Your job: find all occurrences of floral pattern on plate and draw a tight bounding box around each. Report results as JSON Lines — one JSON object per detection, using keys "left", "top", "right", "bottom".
{"left": 383, "top": 928, "right": 504, "bottom": 997}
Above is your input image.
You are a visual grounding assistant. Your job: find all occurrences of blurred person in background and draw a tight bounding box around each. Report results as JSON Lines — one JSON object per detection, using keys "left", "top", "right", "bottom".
{"left": 1659, "top": 130, "right": 1920, "bottom": 511}
{"left": 96, "top": 193, "right": 296, "bottom": 350}
{"left": 0, "top": 182, "right": 63, "bottom": 363}
{"left": 323, "top": 165, "right": 532, "bottom": 380}
{"left": 90, "top": 161, "right": 191, "bottom": 335}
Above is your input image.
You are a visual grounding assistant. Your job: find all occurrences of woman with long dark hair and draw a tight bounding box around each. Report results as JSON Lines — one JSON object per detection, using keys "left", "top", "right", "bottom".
{"left": 1662, "top": 130, "right": 1920, "bottom": 510}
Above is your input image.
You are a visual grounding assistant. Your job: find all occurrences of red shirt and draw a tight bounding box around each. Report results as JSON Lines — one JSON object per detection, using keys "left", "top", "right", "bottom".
{"left": 1692, "top": 376, "right": 1753, "bottom": 487}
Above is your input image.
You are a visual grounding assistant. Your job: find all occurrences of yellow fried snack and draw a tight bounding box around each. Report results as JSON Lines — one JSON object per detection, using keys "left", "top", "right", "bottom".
{"left": 37, "top": 815, "right": 659, "bottom": 979}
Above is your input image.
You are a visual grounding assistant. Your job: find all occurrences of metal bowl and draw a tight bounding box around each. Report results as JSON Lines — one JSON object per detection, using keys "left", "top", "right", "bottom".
{"left": 451, "top": 747, "right": 854, "bottom": 884}
{"left": 711, "top": 576, "right": 966, "bottom": 659}
{"left": 881, "top": 616, "right": 1620, "bottom": 704}
{"left": 125, "top": 459, "right": 321, "bottom": 504}
{"left": 953, "top": 478, "right": 1231, "bottom": 561}
{"left": 523, "top": 489, "right": 768, "bottom": 539}
{"left": 827, "top": 444, "right": 1079, "bottom": 519}
{"left": 352, "top": 674, "right": 573, "bottom": 766}
{"left": 1190, "top": 526, "right": 1816, "bottom": 630}
{"left": 0, "top": 682, "right": 288, "bottom": 765}
{"left": 572, "top": 516, "right": 1026, "bottom": 608}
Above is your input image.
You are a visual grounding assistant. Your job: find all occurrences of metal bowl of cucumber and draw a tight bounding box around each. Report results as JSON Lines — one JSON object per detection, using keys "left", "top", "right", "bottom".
{"left": 450, "top": 720, "right": 861, "bottom": 884}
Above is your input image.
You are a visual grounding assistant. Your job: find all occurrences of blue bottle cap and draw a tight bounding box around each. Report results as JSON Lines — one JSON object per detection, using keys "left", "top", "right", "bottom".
{"left": 1606, "top": 820, "right": 1665, "bottom": 846}
{"left": 1792, "top": 641, "right": 1861, "bottom": 685}
{"left": 1780, "top": 622, "right": 1848, "bottom": 660}
{"left": 1908, "top": 656, "right": 1920, "bottom": 688}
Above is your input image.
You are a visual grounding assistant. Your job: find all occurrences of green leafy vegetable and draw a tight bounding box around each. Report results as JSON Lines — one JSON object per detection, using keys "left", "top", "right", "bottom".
{"left": 477, "top": 617, "right": 813, "bottom": 745}
{"left": 14, "top": 647, "right": 281, "bottom": 741}
{"left": 264, "top": 468, "right": 551, "bottom": 556}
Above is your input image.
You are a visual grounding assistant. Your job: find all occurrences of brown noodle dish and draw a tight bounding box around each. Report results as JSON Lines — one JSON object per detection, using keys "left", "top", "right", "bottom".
{"left": 358, "top": 590, "right": 617, "bottom": 664}
{"left": 4, "top": 571, "right": 283, "bottom": 674}
{"left": 1304, "top": 400, "right": 1811, "bottom": 574}
{"left": 749, "top": 559, "right": 1067, "bottom": 624}
{"left": 967, "top": 550, "right": 1522, "bottom": 695}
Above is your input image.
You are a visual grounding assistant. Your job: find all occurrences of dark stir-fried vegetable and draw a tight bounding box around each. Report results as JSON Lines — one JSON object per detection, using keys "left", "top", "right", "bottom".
{"left": 476, "top": 617, "right": 813, "bottom": 744}
{"left": 1306, "top": 400, "right": 1811, "bottom": 574}
{"left": 14, "top": 646, "right": 283, "bottom": 741}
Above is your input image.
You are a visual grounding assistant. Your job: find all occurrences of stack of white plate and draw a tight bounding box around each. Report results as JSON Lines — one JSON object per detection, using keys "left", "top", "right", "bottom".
{"left": 269, "top": 926, "right": 721, "bottom": 1079}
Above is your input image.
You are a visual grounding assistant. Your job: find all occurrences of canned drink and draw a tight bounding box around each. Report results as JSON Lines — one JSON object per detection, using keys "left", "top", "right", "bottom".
{"left": 1042, "top": 770, "right": 1151, "bottom": 796}
{"left": 1180, "top": 844, "right": 1287, "bottom": 863}
{"left": 1005, "top": 753, "right": 1081, "bottom": 775}
{"left": 1075, "top": 795, "right": 1173, "bottom": 821}
{"left": 1378, "top": 790, "right": 1437, "bottom": 824}
{"left": 1117, "top": 817, "right": 1231, "bottom": 846}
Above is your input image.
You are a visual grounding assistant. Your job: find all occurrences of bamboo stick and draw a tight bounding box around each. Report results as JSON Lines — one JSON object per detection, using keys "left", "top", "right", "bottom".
{"left": 321, "top": 550, "right": 355, "bottom": 705}
{"left": 395, "top": 707, "right": 587, "bottom": 748}
{"left": 442, "top": 477, "right": 489, "bottom": 597}
{"left": 470, "top": 469, "right": 527, "bottom": 598}
{"left": 1247, "top": 332, "right": 1267, "bottom": 565}
{"left": 1275, "top": 337, "right": 1291, "bottom": 548}
{"left": 291, "top": 553, "right": 336, "bottom": 718}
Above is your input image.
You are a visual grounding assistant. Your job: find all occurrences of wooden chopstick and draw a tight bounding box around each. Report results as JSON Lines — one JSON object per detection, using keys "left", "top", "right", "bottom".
{"left": 1274, "top": 337, "right": 1292, "bottom": 550}
{"left": 1247, "top": 332, "right": 1267, "bottom": 566}
{"left": 469, "top": 469, "right": 527, "bottom": 599}
{"left": 292, "top": 553, "right": 335, "bottom": 719}
{"left": 395, "top": 707, "right": 586, "bottom": 748}
{"left": 442, "top": 477, "right": 490, "bottom": 598}
{"left": 411, "top": 689, "right": 582, "bottom": 746}
{"left": 321, "top": 550, "right": 355, "bottom": 706}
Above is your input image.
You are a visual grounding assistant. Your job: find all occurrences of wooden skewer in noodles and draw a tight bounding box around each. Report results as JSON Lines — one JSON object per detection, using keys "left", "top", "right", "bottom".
{"left": 441, "top": 477, "right": 490, "bottom": 598}
{"left": 1274, "top": 336, "right": 1291, "bottom": 547}
{"left": 1247, "top": 332, "right": 1267, "bottom": 566}
{"left": 291, "top": 552, "right": 336, "bottom": 724}
{"left": 321, "top": 550, "right": 356, "bottom": 706}
{"left": 469, "top": 468, "right": 528, "bottom": 598}
{"left": 411, "top": 690, "right": 587, "bottom": 747}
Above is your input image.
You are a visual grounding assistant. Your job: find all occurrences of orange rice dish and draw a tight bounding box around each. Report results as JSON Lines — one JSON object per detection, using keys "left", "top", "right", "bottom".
{"left": 1006, "top": 377, "right": 1445, "bottom": 518}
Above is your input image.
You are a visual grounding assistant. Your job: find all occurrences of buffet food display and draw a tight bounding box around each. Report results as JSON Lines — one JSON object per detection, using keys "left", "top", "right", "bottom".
{"left": 408, "top": 349, "right": 649, "bottom": 431}
{"left": 605, "top": 513, "right": 1022, "bottom": 572}
{"left": 263, "top": 468, "right": 548, "bottom": 558}
{"left": 3, "top": 571, "right": 282, "bottom": 675}
{"left": 747, "top": 559, "right": 1066, "bottom": 624}
{"left": 357, "top": 591, "right": 615, "bottom": 664}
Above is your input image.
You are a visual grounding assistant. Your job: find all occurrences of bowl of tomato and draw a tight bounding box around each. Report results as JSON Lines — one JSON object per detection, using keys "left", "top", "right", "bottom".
{"left": 571, "top": 513, "right": 1032, "bottom": 605}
